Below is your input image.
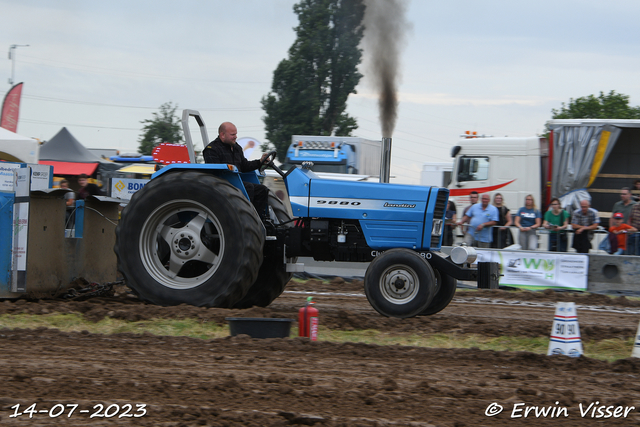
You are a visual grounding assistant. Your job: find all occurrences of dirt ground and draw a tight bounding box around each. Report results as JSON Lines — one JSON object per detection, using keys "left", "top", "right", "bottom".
{"left": 2, "top": 279, "right": 640, "bottom": 426}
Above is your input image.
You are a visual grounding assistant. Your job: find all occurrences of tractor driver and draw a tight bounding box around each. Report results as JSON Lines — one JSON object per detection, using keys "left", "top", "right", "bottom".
{"left": 203, "top": 122, "right": 270, "bottom": 219}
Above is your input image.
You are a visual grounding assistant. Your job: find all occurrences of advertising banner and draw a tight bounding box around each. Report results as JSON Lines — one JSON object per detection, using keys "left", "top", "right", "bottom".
{"left": 0, "top": 163, "right": 21, "bottom": 192}
{"left": 12, "top": 167, "right": 30, "bottom": 293}
{"left": 1, "top": 163, "right": 53, "bottom": 192}
{"left": 1, "top": 83, "right": 23, "bottom": 133}
{"left": 29, "top": 164, "right": 53, "bottom": 190}
{"left": 110, "top": 178, "right": 149, "bottom": 201}
{"left": 476, "top": 249, "right": 588, "bottom": 291}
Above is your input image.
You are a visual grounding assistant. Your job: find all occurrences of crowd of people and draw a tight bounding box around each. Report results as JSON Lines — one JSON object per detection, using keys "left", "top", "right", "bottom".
{"left": 445, "top": 186, "right": 640, "bottom": 255}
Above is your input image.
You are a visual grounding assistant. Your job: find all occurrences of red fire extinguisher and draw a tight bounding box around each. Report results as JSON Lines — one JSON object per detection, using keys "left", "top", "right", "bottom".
{"left": 299, "top": 296, "right": 318, "bottom": 341}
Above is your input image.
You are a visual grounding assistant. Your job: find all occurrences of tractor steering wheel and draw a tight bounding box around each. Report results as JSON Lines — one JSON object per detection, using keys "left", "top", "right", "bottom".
{"left": 260, "top": 150, "right": 286, "bottom": 178}
{"left": 260, "top": 150, "right": 278, "bottom": 168}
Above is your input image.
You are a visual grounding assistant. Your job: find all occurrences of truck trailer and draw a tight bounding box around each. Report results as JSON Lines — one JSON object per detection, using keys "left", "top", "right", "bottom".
{"left": 447, "top": 119, "right": 640, "bottom": 224}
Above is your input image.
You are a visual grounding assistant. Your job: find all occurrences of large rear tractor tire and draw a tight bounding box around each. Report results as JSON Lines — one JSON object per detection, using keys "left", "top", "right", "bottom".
{"left": 115, "top": 171, "right": 264, "bottom": 307}
{"left": 364, "top": 249, "right": 435, "bottom": 318}
{"left": 234, "top": 192, "right": 295, "bottom": 308}
{"left": 420, "top": 269, "right": 457, "bottom": 316}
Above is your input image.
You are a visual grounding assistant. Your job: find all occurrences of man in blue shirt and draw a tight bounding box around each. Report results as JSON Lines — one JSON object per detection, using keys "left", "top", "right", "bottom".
{"left": 457, "top": 193, "right": 499, "bottom": 248}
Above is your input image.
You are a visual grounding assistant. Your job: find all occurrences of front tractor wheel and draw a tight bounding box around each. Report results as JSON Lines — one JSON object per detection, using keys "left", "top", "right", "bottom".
{"left": 115, "top": 171, "right": 264, "bottom": 307}
{"left": 420, "top": 269, "right": 457, "bottom": 316}
{"left": 364, "top": 249, "right": 435, "bottom": 318}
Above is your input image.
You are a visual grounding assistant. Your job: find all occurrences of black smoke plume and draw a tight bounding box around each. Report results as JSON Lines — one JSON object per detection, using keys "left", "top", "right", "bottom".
{"left": 362, "top": 0, "right": 409, "bottom": 137}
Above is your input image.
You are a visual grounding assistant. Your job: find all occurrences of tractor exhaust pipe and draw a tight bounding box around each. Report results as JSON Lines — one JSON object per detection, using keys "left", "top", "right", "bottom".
{"left": 380, "top": 137, "right": 392, "bottom": 183}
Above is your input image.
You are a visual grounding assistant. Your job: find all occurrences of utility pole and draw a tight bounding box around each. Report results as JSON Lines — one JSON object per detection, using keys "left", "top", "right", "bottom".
{"left": 8, "top": 44, "right": 29, "bottom": 85}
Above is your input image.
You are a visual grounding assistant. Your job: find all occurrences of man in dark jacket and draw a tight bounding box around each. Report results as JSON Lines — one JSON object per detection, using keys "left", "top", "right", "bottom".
{"left": 77, "top": 173, "right": 102, "bottom": 200}
{"left": 203, "top": 122, "right": 270, "bottom": 217}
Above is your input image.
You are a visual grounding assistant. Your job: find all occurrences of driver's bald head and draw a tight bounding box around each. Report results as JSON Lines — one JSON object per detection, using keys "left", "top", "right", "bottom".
{"left": 218, "top": 122, "right": 237, "bottom": 146}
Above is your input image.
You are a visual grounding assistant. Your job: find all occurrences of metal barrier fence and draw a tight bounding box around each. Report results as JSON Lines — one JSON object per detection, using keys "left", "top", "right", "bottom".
{"left": 445, "top": 224, "right": 637, "bottom": 255}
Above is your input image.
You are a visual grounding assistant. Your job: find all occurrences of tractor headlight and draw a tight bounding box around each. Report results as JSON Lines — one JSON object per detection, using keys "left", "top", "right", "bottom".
{"left": 431, "top": 219, "right": 443, "bottom": 236}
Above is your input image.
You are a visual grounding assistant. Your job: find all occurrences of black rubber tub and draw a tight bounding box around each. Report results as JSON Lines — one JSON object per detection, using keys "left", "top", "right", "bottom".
{"left": 226, "top": 317, "right": 294, "bottom": 339}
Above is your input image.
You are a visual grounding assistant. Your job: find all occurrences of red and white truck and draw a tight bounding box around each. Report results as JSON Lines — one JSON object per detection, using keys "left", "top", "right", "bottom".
{"left": 447, "top": 119, "right": 640, "bottom": 224}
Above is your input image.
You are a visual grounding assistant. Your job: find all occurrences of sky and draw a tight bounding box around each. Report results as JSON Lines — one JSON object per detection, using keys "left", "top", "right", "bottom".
{"left": 3, "top": 0, "right": 640, "bottom": 184}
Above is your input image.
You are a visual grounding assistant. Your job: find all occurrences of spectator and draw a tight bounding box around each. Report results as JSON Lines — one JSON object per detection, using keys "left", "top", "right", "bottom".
{"left": 461, "top": 191, "right": 479, "bottom": 246}
{"left": 612, "top": 187, "right": 636, "bottom": 224}
{"left": 571, "top": 199, "right": 600, "bottom": 254}
{"left": 543, "top": 197, "right": 569, "bottom": 252}
{"left": 491, "top": 193, "right": 513, "bottom": 249}
{"left": 608, "top": 212, "right": 637, "bottom": 255}
{"left": 629, "top": 202, "right": 640, "bottom": 255}
{"left": 633, "top": 179, "right": 640, "bottom": 202}
{"left": 443, "top": 199, "right": 457, "bottom": 246}
{"left": 515, "top": 194, "right": 541, "bottom": 250}
{"left": 59, "top": 179, "right": 75, "bottom": 228}
{"left": 77, "top": 174, "right": 102, "bottom": 200}
{"left": 457, "top": 193, "right": 498, "bottom": 248}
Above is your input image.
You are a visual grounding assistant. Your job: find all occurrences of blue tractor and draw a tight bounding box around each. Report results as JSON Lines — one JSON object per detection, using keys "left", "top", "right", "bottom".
{"left": 115, "top": 111, "right": 490, "bottom": 318}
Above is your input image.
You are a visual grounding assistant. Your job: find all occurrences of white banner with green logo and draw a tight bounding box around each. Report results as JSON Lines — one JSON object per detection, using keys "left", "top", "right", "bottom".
{"left": 475, "top": 250, "right": 588, "bottom": 291}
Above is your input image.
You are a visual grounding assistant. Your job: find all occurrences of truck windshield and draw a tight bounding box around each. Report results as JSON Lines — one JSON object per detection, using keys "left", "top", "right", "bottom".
{"left": 457, "top": 156, "right": 489, "bottom": 182}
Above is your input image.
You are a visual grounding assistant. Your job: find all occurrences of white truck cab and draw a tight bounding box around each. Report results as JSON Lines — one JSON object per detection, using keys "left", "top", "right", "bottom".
{"left": 448, "top": 136, "right": 548, "bottom": 216}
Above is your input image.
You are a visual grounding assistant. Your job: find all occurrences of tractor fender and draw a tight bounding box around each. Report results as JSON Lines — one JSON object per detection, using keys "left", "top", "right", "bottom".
{"left": 153, "top": 163, "right": 252, "bottom": 200}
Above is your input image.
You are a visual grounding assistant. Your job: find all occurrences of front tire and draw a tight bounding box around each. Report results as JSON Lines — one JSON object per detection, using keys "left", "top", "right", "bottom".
{"left": 115, "top": 171, "right": 264, "bottom": 307}
{"left": 234, "top": 192, "right": 295, "bottom": 308}
{"left": 420, "top": 269, "right": 457, "bottom": 316}
{"left": 364, "top": 249, "right": 435, "bottom": 318}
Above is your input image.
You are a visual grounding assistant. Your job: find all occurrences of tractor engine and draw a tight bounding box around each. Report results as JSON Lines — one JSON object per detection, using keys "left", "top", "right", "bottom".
{"left": 286, "top": 218, "right": 374, "bottom": 262}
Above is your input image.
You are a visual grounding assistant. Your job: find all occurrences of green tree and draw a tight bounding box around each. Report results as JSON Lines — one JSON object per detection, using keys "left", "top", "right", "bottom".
{"left": 138, "top": 102, "right": 183, "bottom": 155}
{"left": 551, "top": 90, "right": 640, "bottom": 120}
{"left": 261, "top": 0, "right": 366, "bottom": 161}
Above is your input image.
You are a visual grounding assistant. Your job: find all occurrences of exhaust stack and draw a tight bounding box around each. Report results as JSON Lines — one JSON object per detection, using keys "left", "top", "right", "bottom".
{"left": 380, "top": 137, "right": 392, "bottom": 183}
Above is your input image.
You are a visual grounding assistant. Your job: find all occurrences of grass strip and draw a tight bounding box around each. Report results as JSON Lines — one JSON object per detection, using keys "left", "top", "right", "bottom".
{"left": 0, "top": 313, "right": 229, "bottom": 340}
{"left": 0, "top": 313, "right": 633, "bottom": 362}
{"left": 319, "top": 329, "right": 634, "bottom": 362}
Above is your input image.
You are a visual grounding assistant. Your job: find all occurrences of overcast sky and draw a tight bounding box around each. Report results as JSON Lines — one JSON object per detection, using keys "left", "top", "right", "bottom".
{"left": 3, "top": 0, "right": 640, "bottom": 184}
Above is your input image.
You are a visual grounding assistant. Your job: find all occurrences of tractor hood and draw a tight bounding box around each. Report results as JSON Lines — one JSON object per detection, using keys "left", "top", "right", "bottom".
{"left": 285, "top": 167, "right": 448, "bottom": 250}
{"left": 286, "top": 167, "right": 436, "bottom": 220}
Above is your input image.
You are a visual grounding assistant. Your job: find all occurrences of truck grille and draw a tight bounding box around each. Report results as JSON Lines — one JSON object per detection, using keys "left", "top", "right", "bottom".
{"left": 431, "top": 189, "right": 449, "bottom": 247}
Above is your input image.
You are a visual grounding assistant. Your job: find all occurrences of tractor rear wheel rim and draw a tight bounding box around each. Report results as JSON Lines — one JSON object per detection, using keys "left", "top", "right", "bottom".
{"left": 139, "top": 199, "right": 224, "bottom": 290}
